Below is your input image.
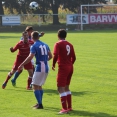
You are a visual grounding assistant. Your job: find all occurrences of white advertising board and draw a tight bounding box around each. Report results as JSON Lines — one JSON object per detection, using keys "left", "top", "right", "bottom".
{"left": 67, "top": 14, "right": 88, "bottom": 24}
{"left": 2, "top": 16, "right": 21, "bottom": 26}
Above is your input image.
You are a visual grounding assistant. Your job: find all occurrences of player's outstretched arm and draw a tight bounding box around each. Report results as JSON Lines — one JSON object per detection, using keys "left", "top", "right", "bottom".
{"left": 39, "top": 32, "right": 45, "bottom": 37}
{"left": 18, "top": 53, "right": 34, "bottom": 71}
{"left": 10, "top": 47, "right": 16, "bottom": 52}
{"left": 10, "top": 43, "right": 19, "bottom": 52}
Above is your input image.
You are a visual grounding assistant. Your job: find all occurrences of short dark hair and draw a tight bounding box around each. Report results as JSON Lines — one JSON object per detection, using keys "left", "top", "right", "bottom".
{"left": 25, "top": 26, "right": 33, "bottom": 32}
{"left": 31, "top": 31, "right": 39, "bottom": 40}
{"left": 22, "top": 31, "right": 28, "bottom": 35}
{"left": 58, "top": 29, "right": 67, "bottom": 39}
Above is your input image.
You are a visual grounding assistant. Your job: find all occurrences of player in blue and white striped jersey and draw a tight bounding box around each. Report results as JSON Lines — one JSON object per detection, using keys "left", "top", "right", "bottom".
{"left": 18, "top": 31, "right": 52, "bottom": 109}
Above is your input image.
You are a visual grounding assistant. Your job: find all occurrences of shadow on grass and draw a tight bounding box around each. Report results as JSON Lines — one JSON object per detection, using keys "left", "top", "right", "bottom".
{"left": 4, "top": 86, "right": 33, "bottom": 92}
{"left": 0, "top": 69, "right": 10, "bottom": 72}
{"left": 5, "top": 86, "right": 92, "bottom": 96}
{"left": 4, "top": 87, "right": 95, "bottom": 97}
{"left": 45, "top": 107, "right": 116, "bottom": 117}
{"left": 5, "top": 87, "right": 93, "bottom": 97}
{"left": 0, "top": 36, "right": 19, "bottom": 39}
{"left": 44, "top": 88, "right": 93, "bottom": 96}
{"left": 69, "top": 110, "right": 116, "bottom": 117}
{"left": 72, "top": 91, "right": 93, "bottom": 96}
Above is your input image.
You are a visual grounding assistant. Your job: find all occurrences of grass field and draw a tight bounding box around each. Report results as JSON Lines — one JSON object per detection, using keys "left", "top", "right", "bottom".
{"left": 0, "top": 30, "right": 117, "bottom": 117}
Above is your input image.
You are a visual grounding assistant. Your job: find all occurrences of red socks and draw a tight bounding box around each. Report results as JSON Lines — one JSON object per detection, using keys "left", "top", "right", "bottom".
{"left": 60, "top": 91, "right": 72, "bottom": 110}
{"left": 60, "top": 93, "right": 67, "bottom": 110}
{"left": 5, "top": 72, "right": 12, "bottom": 83}
{"left": 27, "top": 77, "right": 32, "bottom": 88}
{"left": 67, "top": 94, "right": 72, "bottom": 108}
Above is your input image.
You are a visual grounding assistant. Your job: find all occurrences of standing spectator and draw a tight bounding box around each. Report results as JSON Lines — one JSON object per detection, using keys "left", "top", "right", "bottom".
{"left": 18, "top": 31, "right": 52, "bottom": 109}
{"left": 52, "top": 29, "right": 76, "bottom": 114}
{"left": 2, "top": 31, "right": 34, "bottom": 90}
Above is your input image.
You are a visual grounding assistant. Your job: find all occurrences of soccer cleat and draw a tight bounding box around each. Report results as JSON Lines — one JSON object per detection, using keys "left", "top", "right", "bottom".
{"left": 26, "top": 84, "right": 32, "bottom": 90}
{"left": 67, "top": 108, "right": 73, "bottom": 112}
{"left": 26, "top": 87, "right": 32, "bottom": 90}
{"left": 2, "top": 82, "right": 7, "bottom": 89}
{"left": 33, "top": 104, "right": 43, "bottom": 109}
{"left": 11, "top": 79, "right": 16, "bottom": 87}
{"left": 30, "top": 84, "right": 32, "bottom": 88}
{"left": 58, "top": 109, "right": 68, "bottom": 114}
{"left": 32, "top": 103, "right": 38, "bottom": 108}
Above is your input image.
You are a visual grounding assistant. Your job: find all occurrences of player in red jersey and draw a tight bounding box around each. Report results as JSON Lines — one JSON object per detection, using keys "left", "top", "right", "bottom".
{"left": 24, "top": 26, "right": 45, "bottom": 40}
{"left": 21, "top": 26, "right": 44, "bottom": 71}
{"left": 10, "top": 26, "right": 45, "bottom": 87}
{"left": 52, "top": 29, "right": 76, "bottom": 114}
{"left": 24, "top": 26, "right": 44, "bottom": 71}
{"left": 2, "top": 31, "right": 34, "bottom": 89}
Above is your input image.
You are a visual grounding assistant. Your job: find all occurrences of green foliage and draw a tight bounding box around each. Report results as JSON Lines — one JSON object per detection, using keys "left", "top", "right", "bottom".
{"left": 113, "top": 0, "right": 117, "bottom": 3}
{"left": 0, "top": 30, "right": 117, "bottom": 117}
{"left": 2, "top": 0, "right": 109, "bottom": 15}
{"left": 1, "top": 0, "right": 109, "bottom": 25}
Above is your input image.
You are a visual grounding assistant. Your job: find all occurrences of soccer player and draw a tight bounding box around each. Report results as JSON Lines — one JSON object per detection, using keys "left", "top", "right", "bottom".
{"left": 21, "top": 26, "right": 45, "bottom": 40}
{"left": 2, "top": 31, "right": 34, "bottom": 90}
{"left": 11, "top": 26, "right": 45, "bottom": 87}
{"left": 18, "top": 31, "right": 52, "bottom": 109}
{"left": 24, "top": 26, "right": 45, "bottom": 71}
{"left": 52, "top": 29, "right": 76, "bottom": 114}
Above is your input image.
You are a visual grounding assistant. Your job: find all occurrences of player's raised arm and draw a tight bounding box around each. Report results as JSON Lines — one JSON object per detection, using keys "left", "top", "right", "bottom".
{"left": 39, "top": 32, "right": 45, "bottom": 37}
{"left": 10, "top": 45, "right": 18, "bottom": 52}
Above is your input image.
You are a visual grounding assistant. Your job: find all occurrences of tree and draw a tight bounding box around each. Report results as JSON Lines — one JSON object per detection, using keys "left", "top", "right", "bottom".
{"left": 49, "top": 0, "right": 108, "bottom": 24}
{"left": 0, "top": 1, "right": 4, "bottom": 25}
{"left": 51, "top": 0, "right": 60, "bottom": 24}
{"left": 113, "top": 0, "right": 117, "bottom": 3}
{"left": 3, "top": 0, "right": 20, "bottom": 14}
{"left": 62, "top": 0, "right": 108, "bottom": 13}
{"left": 1, "top": 0, "right": 108, "bottom": 25}
{"left": 0, "top": 1, "right": 4, "bottom": 15}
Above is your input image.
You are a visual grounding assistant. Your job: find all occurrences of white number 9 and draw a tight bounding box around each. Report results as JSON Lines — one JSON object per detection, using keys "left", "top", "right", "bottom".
{"left": 66, "top": 45, "right": 70, "bottom": 55}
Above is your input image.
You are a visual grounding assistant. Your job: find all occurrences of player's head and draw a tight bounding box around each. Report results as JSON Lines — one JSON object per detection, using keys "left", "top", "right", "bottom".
{"left": 22, "top": 31, "right": 28, "bottom": 43}
{"left": 25, "top": 26, "right": 33, "bottom": 36}
{"left": 31, "top": 31, "right": 39, "bottom": 41}
{"left": 58, "top": 29, "right": 67, "bottom": 40}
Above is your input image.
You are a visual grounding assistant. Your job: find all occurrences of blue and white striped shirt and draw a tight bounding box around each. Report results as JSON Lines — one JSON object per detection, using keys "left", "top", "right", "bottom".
{"left": 30, "top": 40, "right": 50, "bottom": 73}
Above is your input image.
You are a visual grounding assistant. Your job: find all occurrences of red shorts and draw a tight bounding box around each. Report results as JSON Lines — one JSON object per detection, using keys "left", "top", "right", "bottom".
{"left": 57, "top": 65, "right": 73, "bottom": 87}
{"left": 12, "top": 55, "right": 33, "bottom": 70}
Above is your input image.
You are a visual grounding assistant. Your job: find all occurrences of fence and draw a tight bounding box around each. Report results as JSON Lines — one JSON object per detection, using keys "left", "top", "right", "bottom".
{"left": 1, "top": 12, "right": 117, "bottom": 31}
{"left": 1, "top": 14, "right": 67, "bottom": 26}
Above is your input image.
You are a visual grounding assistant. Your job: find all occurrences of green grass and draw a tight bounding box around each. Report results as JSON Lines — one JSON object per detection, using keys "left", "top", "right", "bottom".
{"left": 0, "top": 30, "right": 117, "bottom": 117}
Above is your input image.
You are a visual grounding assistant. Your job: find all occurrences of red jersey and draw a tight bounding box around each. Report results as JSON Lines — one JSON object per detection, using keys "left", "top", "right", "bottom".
{"left": 53, "top": 40, "right": 76, "bottom": 66}
{"left": 11, "top": 40, "right": 34, "bottom": 57}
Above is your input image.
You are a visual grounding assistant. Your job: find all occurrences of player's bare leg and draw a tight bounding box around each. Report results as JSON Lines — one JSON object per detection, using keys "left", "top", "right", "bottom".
{"left": 2, "top": 70, "right": 16, "bottom": 89}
